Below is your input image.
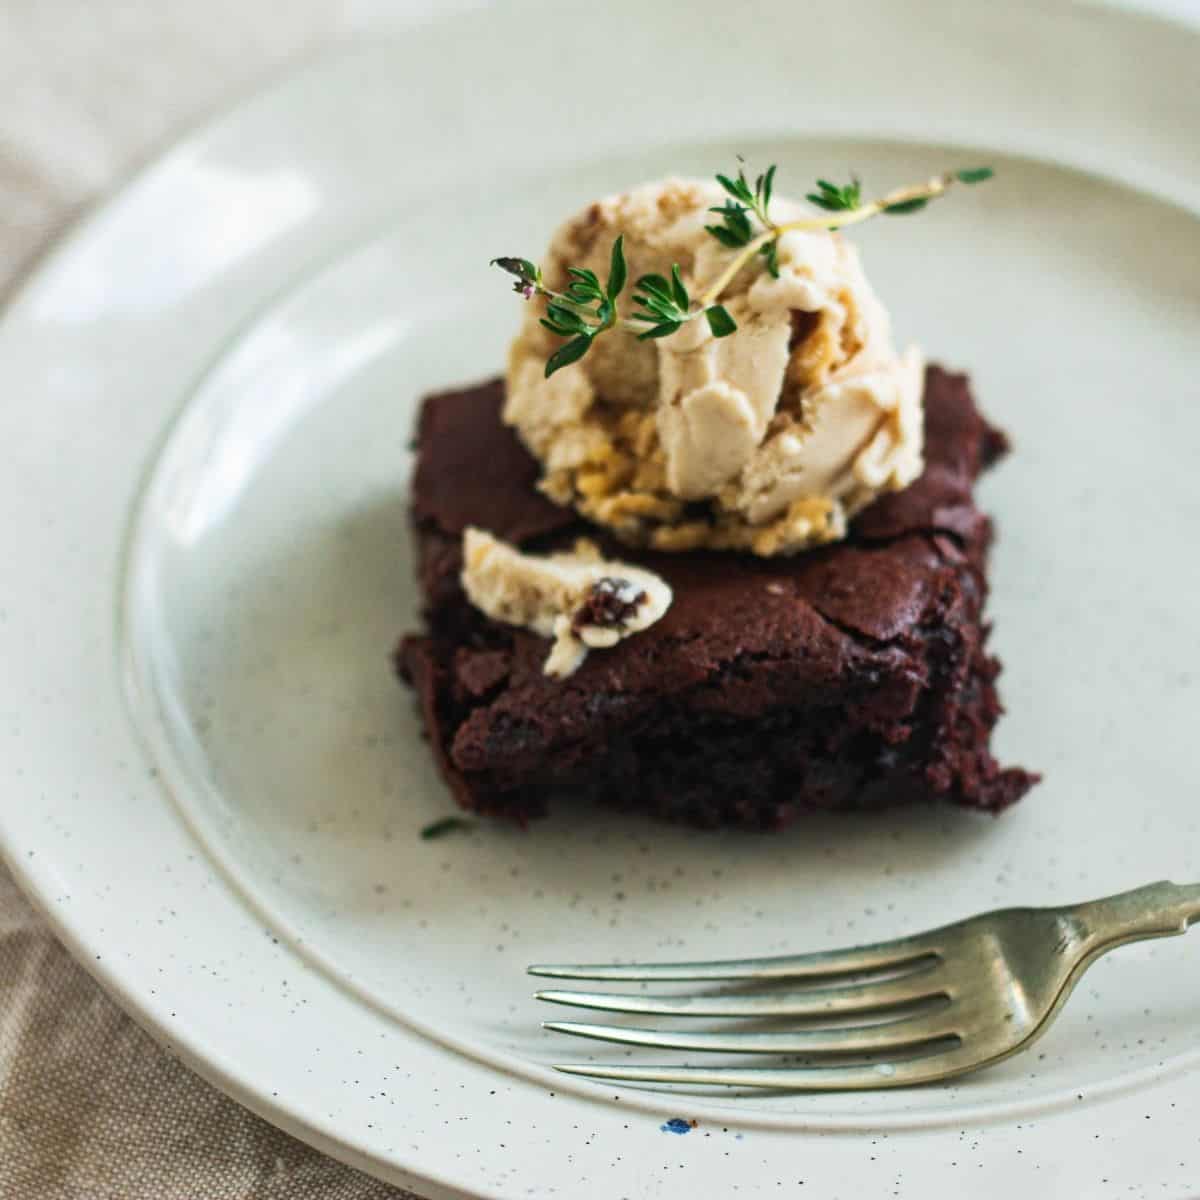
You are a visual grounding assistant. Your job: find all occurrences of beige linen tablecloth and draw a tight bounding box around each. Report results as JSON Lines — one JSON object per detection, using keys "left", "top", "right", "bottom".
{"left": 0, "top": 5, "right": 444, "bottom": 1194}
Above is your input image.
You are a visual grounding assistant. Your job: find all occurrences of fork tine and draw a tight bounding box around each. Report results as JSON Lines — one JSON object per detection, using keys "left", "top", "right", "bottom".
{"left": 552, "top": 1046, "right": 977, "bottom": 1090}
{"left": 543, "top": 1012, "right": 959, "bottom": 1055}
{"left": 535, "top": 971, "right": 945, "bottom": 1020}
{"left": 528, "top": 942, "right": 937, "bottom": 983}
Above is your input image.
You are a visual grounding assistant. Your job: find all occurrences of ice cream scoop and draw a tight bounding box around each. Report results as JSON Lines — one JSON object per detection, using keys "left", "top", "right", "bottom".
{"left": 503, "top": 178, "right": 924, "bottom": 555}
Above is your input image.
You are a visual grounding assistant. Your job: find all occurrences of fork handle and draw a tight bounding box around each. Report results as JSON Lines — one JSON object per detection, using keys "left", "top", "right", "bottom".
{"left": 1069, "top": 880, "right": 1200, "bottom": 951}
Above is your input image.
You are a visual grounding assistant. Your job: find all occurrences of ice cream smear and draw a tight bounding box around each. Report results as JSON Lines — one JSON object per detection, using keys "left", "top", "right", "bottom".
{"left": 460, "top": 528, "right": 672, "bottom": 678}
{"left": 503, "top": 178, "right": 925, "bottom": 555}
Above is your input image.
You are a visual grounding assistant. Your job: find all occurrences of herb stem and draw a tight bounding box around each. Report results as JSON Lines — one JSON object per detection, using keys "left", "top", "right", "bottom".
{"left": 535, "top": 285, "right": 633, "bottom": 332}
{"left": 494, "top": 163, "right": 992, "bottom": 377}
{"left": 697, "top": 227, "right": 775, "bottom": 307}
{"left": 543, "top": 292, "right": 595, "bottom": 320}
{"left": 699, "top": 173, "right": 957, "bottom": 307}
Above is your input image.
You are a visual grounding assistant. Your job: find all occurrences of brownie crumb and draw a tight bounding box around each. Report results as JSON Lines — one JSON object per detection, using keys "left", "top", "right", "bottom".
{"left": 570, "top": 577, "right": 647, "bottom": 635}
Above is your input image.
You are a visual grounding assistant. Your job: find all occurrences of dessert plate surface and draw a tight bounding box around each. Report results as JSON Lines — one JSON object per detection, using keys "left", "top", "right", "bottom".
{"left": 1, "top": 2, "right": 1198, "bottom": 1196}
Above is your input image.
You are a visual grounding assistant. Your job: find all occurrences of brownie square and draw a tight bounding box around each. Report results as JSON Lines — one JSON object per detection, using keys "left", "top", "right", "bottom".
{"left": 397, "top": 366, "right": 1037, "bottom": 829}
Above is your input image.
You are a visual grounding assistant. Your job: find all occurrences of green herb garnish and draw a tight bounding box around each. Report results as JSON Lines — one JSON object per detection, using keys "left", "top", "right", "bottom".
{"left": 707, "top": 160, "right": 780, "bottom": 277}
{"left": 629, "top": 264, "right": 735, "bottom": 342}
{"left": 493, "top": 234, "right": 735, "bottom": 376}
{"left": 806, "top": 176, "right": 863, "bottom": 213}
{"left": 494, "top": 160, "right": 993, "bottom": 377}
{"left": 420, "top": 816, "right": 475, "bottom": 840}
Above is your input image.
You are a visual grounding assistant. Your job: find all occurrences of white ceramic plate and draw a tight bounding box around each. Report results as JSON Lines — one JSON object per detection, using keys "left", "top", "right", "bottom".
{"left": 3, "top": 2, "right": 1199, "bottom": 1196}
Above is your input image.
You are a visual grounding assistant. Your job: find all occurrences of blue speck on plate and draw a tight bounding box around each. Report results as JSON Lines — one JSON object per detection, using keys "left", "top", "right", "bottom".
{"left": 661, "top": 1117, "right": 692, "bottom": 1135}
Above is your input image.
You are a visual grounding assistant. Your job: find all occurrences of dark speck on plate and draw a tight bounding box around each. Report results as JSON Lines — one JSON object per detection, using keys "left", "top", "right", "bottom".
{"left": 661, "top": 1117, "right": 695, "bottom": 1135}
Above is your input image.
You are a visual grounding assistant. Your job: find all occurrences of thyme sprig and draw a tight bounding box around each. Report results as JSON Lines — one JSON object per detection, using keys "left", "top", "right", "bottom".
{"left": 706, "top": 160, "right": 780, "bottom": 278}
{"left": 696, "top": 165, "right": 994, "bottom": 309}
{"left": 806, "top": 175, "right": 863, "bottom": 212}
{"left": 492, "top": 238, "right": 627, "bottom": 376}
{"left": 492, "top": 236, "right": 734, "bottom": 374}
{"left": 631, "top": 264, "right": 735, "bottom": 341}
{"left": 494, "top": 162, "right": 992, "bottom": 377}
{"left": 420, "top": 815, "right": 475, "bottom": 840}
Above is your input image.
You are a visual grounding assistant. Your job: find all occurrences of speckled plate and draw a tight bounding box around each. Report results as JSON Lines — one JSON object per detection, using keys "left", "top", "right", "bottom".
{"left": 3, "top": 2, "right": 1199, "bottom": 1196}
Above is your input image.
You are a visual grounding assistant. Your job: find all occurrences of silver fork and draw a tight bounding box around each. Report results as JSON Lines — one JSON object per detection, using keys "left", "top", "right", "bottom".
{"left": 528, "top": 880, "right": 1200, "bottom": 1090}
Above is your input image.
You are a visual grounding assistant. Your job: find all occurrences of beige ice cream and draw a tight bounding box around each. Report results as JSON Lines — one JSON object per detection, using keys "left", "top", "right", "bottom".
{"left": 460, "top": 528, "right": 672, "bottom": 678}
{"left": 504, "top": 178, "right": 925, "bottom": 555}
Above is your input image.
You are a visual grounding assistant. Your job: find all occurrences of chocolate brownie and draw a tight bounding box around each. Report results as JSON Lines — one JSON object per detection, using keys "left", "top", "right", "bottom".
{"left": 397, "top": 366, "right": 1037, "bottom": 829}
